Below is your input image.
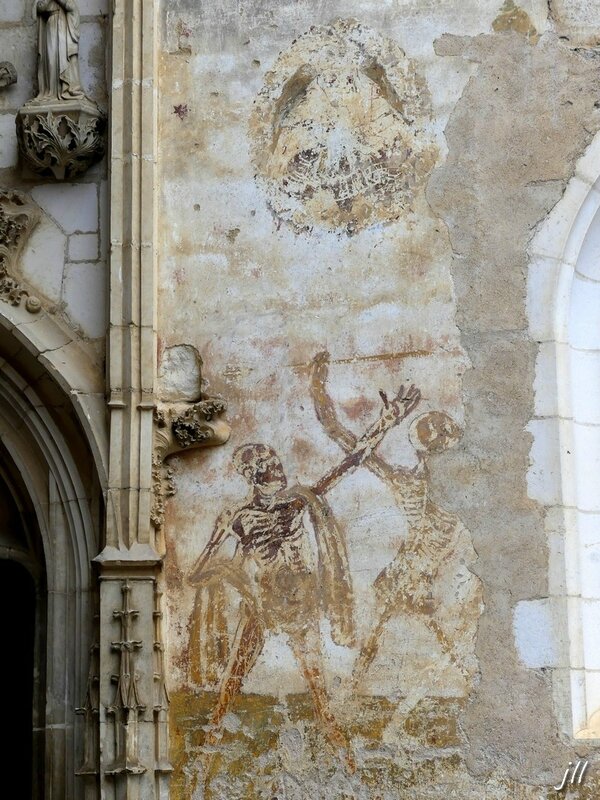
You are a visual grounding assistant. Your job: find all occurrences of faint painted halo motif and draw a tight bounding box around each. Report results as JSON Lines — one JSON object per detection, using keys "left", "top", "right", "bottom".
{"left": 250, "top": 18, "right": 438, "bottom": 235}
{"left": 409, "top": 411, "right": 462, "bottom": 454}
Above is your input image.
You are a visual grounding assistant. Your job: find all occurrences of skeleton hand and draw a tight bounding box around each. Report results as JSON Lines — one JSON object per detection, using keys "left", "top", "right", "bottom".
{"left": 379, "top": 384, "right": 421, "bottom": 425}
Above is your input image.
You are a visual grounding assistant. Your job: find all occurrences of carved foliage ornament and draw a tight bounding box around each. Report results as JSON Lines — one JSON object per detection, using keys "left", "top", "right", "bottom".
{"left": 250, "top": 18, "right": 438, "bottom": 234}
{"left": 0, "top": 191, "right": 42, "bottom": 313}
{"left": 152, "top": 397, "right": 230, "bottom": 530}
{"left": 16, "top": 0, "right": 106, "bottom": 180}
{"left": 16, "top": 108, "right": 106, "bottom": 181}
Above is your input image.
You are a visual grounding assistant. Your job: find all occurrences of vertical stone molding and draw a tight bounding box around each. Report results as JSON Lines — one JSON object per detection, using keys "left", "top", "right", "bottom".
{"left": 105, "top": 0, "right": 158, "bottom": 556}
{"left": 527, "top": 129, "right": 600, "bottom": 739}
{"left": 96, "top": 5, "right": 174, "bottom": 798}
{"left": 0, "top": 360, "right": 100, "bottom": 799}
{"left": 76, "top": 630, "right": 100, "bottom": 796}
{"left": 97, "top": 566, "right": 160, "bottom": 798}
{"left": 153, "top": 589, "right": 172, "bottom": 792}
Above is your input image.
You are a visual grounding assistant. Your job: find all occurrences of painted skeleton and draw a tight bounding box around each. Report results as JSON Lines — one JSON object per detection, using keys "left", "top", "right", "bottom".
{"left": 309, "top": 351, "right": 480, "bottom": 696}
{"left": 187, "top": 381, "right": 421, "bottom": 770}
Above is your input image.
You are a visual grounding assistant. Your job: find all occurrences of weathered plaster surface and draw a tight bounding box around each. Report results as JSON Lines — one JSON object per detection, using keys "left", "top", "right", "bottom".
{"left": 156, "top": 1, "right": 600, "bottom": 797}
{"left": 429, "top": 19, "right": 600, "bottom": 782}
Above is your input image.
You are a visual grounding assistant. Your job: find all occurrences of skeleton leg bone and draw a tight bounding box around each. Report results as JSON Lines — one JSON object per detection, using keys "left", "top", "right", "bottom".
{"left": 352, "top": 598, "right": 468, "bottom": 709}
{"left": 201, "top": 605, "right": 265, "bottom": 787}
{"left": 287, "top": 624, "right": 356, "bottom": 773}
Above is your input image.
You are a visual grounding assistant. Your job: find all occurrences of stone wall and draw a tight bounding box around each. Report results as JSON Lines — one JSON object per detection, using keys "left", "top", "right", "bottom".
{"left": 0, "top": 0, "right": 108, "bottom": 347}
{"left": 4, "top": 1, "right": 600, "bottom": 798}
{"left": 155, "top": 1, "right": 600, "bottom": 798}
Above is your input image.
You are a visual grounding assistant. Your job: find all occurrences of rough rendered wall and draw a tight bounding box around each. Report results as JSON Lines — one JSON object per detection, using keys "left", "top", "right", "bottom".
{"left": 157, "top": 2, "right": 600, "bottom": 797}
{"left": 0, "top": 0, "right": 108, "bottom": 351}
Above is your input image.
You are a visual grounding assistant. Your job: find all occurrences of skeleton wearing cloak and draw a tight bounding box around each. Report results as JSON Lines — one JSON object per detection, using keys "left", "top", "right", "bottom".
{"left": 189, "top": 485, "right": 354, "bottom": 686}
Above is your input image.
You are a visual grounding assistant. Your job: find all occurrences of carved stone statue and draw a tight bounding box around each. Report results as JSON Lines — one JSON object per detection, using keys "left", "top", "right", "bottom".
{"left": 16, "top": 0, "right": 106, "bottom": 180}
{"left": 35, "top": 0, "right": 84, "bottom": 102}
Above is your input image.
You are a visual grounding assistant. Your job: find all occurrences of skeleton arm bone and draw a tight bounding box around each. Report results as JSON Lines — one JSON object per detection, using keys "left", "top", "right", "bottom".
{"left": 310, "top": 351, "right": 421, "bottom": 491}
{"left": 312, "top": 382, "right": 421, "bottom": 496}
{"left": 188, "top": 510, "right": 234, "bottom": 583}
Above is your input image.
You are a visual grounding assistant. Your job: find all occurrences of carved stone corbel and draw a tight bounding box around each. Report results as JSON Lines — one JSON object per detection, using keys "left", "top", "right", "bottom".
{"left": 16, "top": 0, "right": 106, "bottom": 179}
{"left": 151, "top": 395, "right": 230, "bottom": 529}
{"left": 0, "top": 190, "right": 42, "bottom": 313}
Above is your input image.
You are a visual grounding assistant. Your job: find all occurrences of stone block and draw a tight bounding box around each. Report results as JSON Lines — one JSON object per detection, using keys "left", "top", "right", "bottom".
{"left": 0, "top": 28, "right": 36, "bottom": 110}
{"left": 69, "top": 233, "right": 98, "bottom": 262}
{"left": 579, "top": 515, "right": 600, "bottom": 600}
{"left": 526, "top": 417, "right": 562, "bottom": 506}
{"left": 79, "top": 22, "right": 107, "bottom": 106}
{"left": 513, "top": 598, "right": 562, "bottom": 669}
{"left": 62, "top": 262, "right": 106, "bottom": 339}
{"left": 158, "top": 344, "right": 203, "bottom": 401}
{"left": 32, "top": 183, "right": 99, "bottom": 234}
{"left": 0, "top": 0, "right": 24, "bottom": 22}
{"left": 570, "top": 349, "right": 600, "bottom": 424}
{"left": 79, "top": 0, "right": 108, "bottom": 15}
{"left": 572, "top": 422, "right": 600, "bottom": 512}
{"left": 569, "top": 274, "right": 600, "bottom": 349}
{"left": 575, "top": 203, "right": 600, "bottom": 281}
{"left": 533, "top": 342, "right": 558, "bottom": 418}
{"left": 527, "top": 255, "right": 561, "bottom": 342}
{"left": 19, "top": 216, "right": 65, "bottom": 305}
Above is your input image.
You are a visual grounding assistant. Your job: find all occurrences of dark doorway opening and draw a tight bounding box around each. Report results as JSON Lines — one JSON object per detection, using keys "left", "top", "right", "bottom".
{"left": 0, "top": 560, "right": 36, "bottom": 798}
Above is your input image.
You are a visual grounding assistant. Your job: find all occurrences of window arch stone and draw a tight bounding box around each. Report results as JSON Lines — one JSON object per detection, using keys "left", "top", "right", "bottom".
{"left": 528, "top": 131, "right": 600, "bottom": 738}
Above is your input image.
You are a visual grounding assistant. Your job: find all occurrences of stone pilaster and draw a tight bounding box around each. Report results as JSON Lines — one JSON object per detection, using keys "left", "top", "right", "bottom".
{"left": 99, "top": 3, "right": 163, "bottom": 797}
{"left": 96, "top": 557, "right": 163, "bottom": 799}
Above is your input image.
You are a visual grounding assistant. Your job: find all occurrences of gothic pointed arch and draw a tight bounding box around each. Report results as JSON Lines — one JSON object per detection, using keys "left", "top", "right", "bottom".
{"left": 528, "top": 131, "right": 600, "bottom": 739}
{"left": 0, "top": 323, "right": 104, "bottom": 797}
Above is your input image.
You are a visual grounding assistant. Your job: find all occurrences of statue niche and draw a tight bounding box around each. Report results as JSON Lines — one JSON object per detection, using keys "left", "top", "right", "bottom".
{"left": 16, "top": 0, "right": 106, "bottom": 180}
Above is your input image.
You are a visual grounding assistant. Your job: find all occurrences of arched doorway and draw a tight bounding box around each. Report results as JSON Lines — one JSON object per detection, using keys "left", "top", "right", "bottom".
{"left": 0, "top": 560, "right": 36, "bottom": 795}
{"left": 0, "top": 468, "right": 42, "bottom": 799}
{"left": 0, "top": 334, "right": 103, "bottom": 797}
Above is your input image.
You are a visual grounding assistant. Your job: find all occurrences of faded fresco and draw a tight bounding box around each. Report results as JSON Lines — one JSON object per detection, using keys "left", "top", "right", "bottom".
{"left": 250, "top": 19, "right": 437, "bottom": 235}
{"left": 158, "top": 4, "right": 486, "bottom": 798}
{"left": 164, "top": 352, "right": 481, "bottom": 798}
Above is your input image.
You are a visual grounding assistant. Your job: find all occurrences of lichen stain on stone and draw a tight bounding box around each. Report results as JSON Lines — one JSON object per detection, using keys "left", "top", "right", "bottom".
{"left": 492, "top": 1, "right": 539, "bottom": 43}
{"left": 169, "top": 689, "right": 470, "bottom": 799}
{"left": 170, "top": 688, "right": 600, "bottom": 798}
{"left": 249, "top": 18, "right": 438, "bottom": 236}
